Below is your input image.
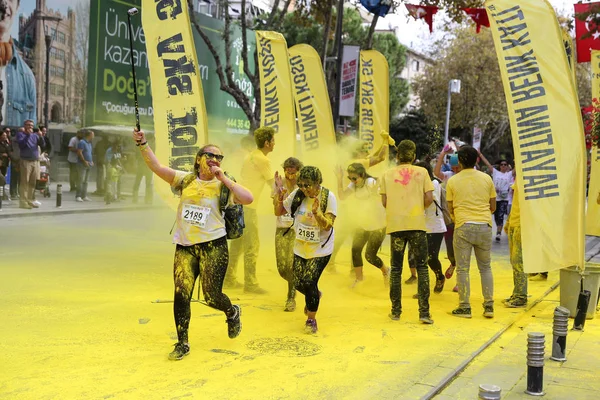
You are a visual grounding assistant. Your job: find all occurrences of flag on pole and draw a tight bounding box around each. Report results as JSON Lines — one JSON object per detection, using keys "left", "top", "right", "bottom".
{"left": 486, "top": 0, "right": 587, "bottom": 272}
{"left": 574, "top": 2, "right": 600, "bottom": 63}
{"left": 360, "top": 0, "right": 393, "bottom": 17}
{"left": 405, "top": 4, "right": 439, "bottom": 33}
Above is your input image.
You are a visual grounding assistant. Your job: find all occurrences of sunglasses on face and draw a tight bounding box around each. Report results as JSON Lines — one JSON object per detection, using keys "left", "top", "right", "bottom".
{"left": 348, "top": 176, "right": 358, "bottom": 182}
{"left": 202, "top": 152, "right": 224, "bottom": 162}
{"left": 297, "top": 183, "right": 313, "bottom": 189}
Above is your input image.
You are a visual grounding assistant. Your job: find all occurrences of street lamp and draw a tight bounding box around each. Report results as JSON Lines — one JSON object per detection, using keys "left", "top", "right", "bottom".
{"left": 443, "top": 79, "right": 461, "bottom": 145}
{"left": 41, "top": 16, "right": 62, "bottom": 127}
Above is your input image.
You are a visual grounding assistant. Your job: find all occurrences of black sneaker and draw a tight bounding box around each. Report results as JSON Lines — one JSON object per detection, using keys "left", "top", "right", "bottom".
{"left": 420, "top": 315, "right": 434, "bottom": 324}
{"left": 389, "top": 312, "right": 401, "bottom": 321}
{"left": 451, "top": 307, "right": 472, "bottom": 318}
{"left": 483, "top": 306, "right": 494, "bottom": 318}
{"left": 226, "top": 305, "right": 242, "bottom": 339}
{"left": 168, "top": 342, "right": 190, "bottom": 360}
{"left": 495, "top": 233, "right": 501, "bottom": 242}
{"left": 404, "top": 276, "right": 417, "bottom": 284}
{"left": 434, "top": 277, "right": 445, "bottom": 294}
{"left": 504, "top": 298, "right": 527, "bottom": 308}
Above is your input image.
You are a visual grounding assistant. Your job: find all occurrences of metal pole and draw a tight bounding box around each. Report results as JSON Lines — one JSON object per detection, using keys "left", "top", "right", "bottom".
{"left": 332, "top": 0, "right": 344, "bottom": 131}
{"left": 525, "top": 332, "right": 545, "bottom": 396}
{"left": 56, "top": 183, "right": 62, "bottom": 208}
{"left": 550, "top": 306, "right": 569, "bottom": 361}
{"left": 573, "top": 288, "right": 591, "bottom": 331}
{"left": 126, "top": 9, "right": 141, "bottom": 131}
{"left": 443, "top": 80, "right": 451, "bottom": 145}
{"left": 45, "top": 34, "right": 52, "bottom": 128}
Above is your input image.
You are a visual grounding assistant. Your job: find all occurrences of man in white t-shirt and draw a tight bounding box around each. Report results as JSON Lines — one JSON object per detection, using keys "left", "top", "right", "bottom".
{"left": 479, "top": 151, "right": 514, "bottom": 242}
{"left": 67, "top": 131, "right": 83, "bottom": 192}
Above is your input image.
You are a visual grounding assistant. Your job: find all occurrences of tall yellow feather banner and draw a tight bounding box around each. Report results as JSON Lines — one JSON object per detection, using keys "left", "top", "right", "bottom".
{"left": 359, "top": 50, "right": 389, "bottom": 176}
{"left": 256, "top": 31, "right": 297, "bottom": 165}
{"left": 288, "top": 44, "right": 337, "bottom": 162}
{"left": 592, "top": 50, "right": 600, "bottom": 101}
{"left": 485, "top": 0, "right": 586, "bottom": 272}
{"left": 142, "top": 0, "right": 209, "bottom": 208}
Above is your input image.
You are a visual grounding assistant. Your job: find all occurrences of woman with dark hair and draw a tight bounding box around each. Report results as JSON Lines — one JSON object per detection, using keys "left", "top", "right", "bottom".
{"left": 272, "top": 157, "right": 304, "bottom": 312}
{"left": 132, "top": 129, "right": 254, "bottom": 360}
{"left": 274, "top": 166, "right": 337, "bottom": 334}
{"left": 336, "top": 162, "right": 389, "bottom": 286}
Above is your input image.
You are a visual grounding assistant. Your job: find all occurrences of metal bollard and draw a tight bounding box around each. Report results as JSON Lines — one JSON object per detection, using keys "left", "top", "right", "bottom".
{"left": 478, "top": 384, "right": 501, "bottom": 399}
{"left": 0, "top": 186, "right": 3, "bottom": 211}
{"left": 525, "top": 332, "right": 545, "bottom": 396}
{"left": 550, "top": 306, "right": 570, "bottom": 362}
{"left": 56, "top": 184, "right": 62, "bottom": 208}
{"left": 573, "top": 289, "right": 591, "bottom": 331}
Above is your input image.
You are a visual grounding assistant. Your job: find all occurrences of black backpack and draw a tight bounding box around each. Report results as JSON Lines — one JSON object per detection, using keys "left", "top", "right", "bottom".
{"left": 175, "top": 172, "right": 245, "bottom": 239}
{"left": 283, "top": 187, "right": 332, "bottom": 247}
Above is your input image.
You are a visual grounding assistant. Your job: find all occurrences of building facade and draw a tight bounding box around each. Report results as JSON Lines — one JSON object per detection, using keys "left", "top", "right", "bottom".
{"left": 400, "top": 48, "right": 434, "bottom": 111}
{"left": 18, "top": 0, "right": 79, "bottom": 126}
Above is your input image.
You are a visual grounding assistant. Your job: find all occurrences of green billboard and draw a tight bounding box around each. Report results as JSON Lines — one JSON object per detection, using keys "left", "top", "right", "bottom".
{"left": 86, "top": 0, "right": 255, "bottom": 136}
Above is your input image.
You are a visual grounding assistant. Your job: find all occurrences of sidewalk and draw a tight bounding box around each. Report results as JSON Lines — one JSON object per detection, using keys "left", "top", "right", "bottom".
{"left": 0, "top": 180, "right": 163, "bottom": 219}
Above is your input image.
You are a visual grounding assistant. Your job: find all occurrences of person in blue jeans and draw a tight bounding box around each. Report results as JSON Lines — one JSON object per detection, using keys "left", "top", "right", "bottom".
{"left": 76, "top": 130, "right": 94, "bottom": 202}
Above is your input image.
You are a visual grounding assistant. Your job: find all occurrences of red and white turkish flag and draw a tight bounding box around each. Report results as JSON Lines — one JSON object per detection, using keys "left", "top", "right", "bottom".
{"left": 461, "top": 8, "right": 489, "bottom": 33}
{"left": 574, "top": 2, "right": 600, "bottom": 63}
{"left": 405, "top": 4, "right": 439, "bottom": 33}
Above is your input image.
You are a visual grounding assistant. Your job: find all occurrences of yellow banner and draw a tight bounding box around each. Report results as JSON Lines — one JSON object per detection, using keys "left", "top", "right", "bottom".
{"left": 288, "top": 44, "right": 337, "bottom": 162}
{"left": 486, "top": 0, "right": 586, "bottom": 272}
{"left": 256, "top": 31, "right": 296, "bottom": 166}
{"left": 587, "top": 146, "right": 600, "bottom": 236}
{"left": 592, "top": 50, "right": 600, "bottom": 101}
{"left": 142, "top": 0, "right": 209, "bottom": 208}
{"left": 359, "top": 50, "right": 389, "bottom": 176}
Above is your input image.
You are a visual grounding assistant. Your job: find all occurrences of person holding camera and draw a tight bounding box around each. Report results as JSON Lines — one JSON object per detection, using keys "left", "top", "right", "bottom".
{"left": 132, "top": 128, "right": 253, "bottom": 361}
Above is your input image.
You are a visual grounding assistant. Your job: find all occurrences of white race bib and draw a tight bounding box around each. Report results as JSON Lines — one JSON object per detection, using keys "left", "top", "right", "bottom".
{"left": 182, "top": 204, "right": 211, "bottom": 227}
{"left": 296, "top": 223, "right": 320, "bottom": 243}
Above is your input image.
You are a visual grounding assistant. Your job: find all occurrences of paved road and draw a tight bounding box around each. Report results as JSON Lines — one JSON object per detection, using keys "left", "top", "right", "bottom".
{"left": 2, "top": 209, "right": 569, "bottom": 399}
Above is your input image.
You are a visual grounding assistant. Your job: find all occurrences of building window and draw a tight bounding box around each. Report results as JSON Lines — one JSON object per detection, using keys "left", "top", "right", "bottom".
{"left": 57, "top": 32, "right": 66, "bottom": 44}
{"left": 50, "top": 47, "right": 65, "bottom": 61}
{"left": 412, "top": 60, "right": 420, "bottom": 72}
{"left": 50, "top": 65, "right": 65, "bottom": 78}
{"left": 50, "top": 83, "right": 65, "bottom": 96}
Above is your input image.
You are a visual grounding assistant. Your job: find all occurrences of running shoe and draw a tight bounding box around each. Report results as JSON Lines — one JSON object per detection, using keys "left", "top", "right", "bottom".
{"left": 420, "top": 315, "right": 434, "bottom": 324}
{"left": 32, "top": 200, "right": 42, "bottom": 207}
{"left": 483, "top": 306, "right": 494, "bottom": 318}
{"left": 434, "top": 277, "right": 445, "bottom": 294}
{"left": 405, "top": 276, "right": 417, "bottom": 284}
{"left": 305, "top": 318, "right": 318, "bottom": 334}
{"left": 351, "top": 279, "right": 364, "bottom": 289}
{"left": 451, "top": 307, "right": 472, "bottom": 318}
{"left": 83, "top": 197, "right": 92, "bottom": 202}
{"left": 226, "top": 305, "right": 242, "bottom": 339}
{"left": 76, "top": 197, "right": 83, "bottom": 202}
{"left": 389, "top": 312, "right": 401, "bottom": 321}
{"left": 529, "top": 274, "right": 548, "bottom": 281}
{"left": 284, "top": 298, "right": 296, "bottom": 312}
{"left": 495, "top": 232, "right": 501, "bottom": 242}
{"left": 445, "top": 264, "right": 455, "bottom": 279}
{"left": 223, "top": 280, "right": 243, "bottom": 289}
{"left": 244, "top": 285, "right": 268, "bottom": 294}
{"left": 168, "top": 342, "right": 190, "bottom": 360}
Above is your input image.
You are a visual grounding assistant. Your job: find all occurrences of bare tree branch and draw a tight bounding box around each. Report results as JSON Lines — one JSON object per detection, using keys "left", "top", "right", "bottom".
{"left": 266, "top": 0, "right": 281, "bottom": 27}
{"left": 273, "top": 0, "right": 294, "bottom": 31}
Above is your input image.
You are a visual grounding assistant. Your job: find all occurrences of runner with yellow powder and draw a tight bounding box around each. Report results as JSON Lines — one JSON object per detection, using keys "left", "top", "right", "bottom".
{"left": 274, "top": 166, "right": 337, "bottom": 334}
{"left": 132, "top": 129, "right": 254, "bottom": 361}
{"left": 272, "top": 157, "right": 303, "bottom": 312}
{"left": 336, "top": 162, "right": 389, "bottom": 287}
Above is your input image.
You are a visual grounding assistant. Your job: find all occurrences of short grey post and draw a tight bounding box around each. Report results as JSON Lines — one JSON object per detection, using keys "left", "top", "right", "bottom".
{"left": 550, "top": 306, "right": 569, "bottom": 362}
{"left": 478, "top": 384, "right": 501, "bottom": 399}
{"left": 525, "top": 332, "right": 545, "bottom": 396}
{"left": 0, "top": 186, "right": 3, "bottom": 210}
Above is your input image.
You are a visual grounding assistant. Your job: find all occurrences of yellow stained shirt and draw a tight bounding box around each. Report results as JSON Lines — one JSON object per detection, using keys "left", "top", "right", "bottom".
{"left": 380, "top": 165, "right": 434, "bottom": 234}
{"left": 508, "top": 184, "right": 520, "bottom": 227}
{"left": 446, "top": 169, "right": 496, "bottom": 229}
{"left": 240, "top": 149, "right": 273, "bottom": 209}
{"left": 171, "top": 170, "right": 228, "bottom": 245}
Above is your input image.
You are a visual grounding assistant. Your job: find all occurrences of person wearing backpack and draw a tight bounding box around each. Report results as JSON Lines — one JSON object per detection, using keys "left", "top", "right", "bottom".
{"left": 272, "top": 157, "right": 303, "bottom": 312}
{"left": 132, "top": 129, "right": 254, "bottom": 360}
{"left": 273, "top": 166, "right": 337, "bottom": 334}
{"left": 380, "top": 140, "right": 435, "bottom": 325}
{"left": 336, "top": 162, "right": 389, "bottom": 287}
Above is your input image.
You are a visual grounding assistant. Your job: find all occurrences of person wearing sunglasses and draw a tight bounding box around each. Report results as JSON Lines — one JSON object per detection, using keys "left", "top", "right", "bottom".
{"left": 380, "top": 140, "right": 434, "bottom": 325}
{"left": 132, "top": 128, "right": 254, "bottom": 361}
{"left": 335, "top": 162, "right": 389, "bottom": 288}
{"left": 274, "top": 166, "right": 337, "bottom": 334}
{"left": 478, "top": 152, "right": 514, "bottom": 242}
{"left": 224, "top": 126, "right": 276, "bottom": 294}
{"left": 272, "top": 157, "right": 304, "bottom": 312}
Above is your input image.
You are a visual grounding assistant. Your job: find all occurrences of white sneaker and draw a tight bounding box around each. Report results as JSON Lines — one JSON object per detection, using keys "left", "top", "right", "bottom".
{"left": 76, "top": 197, "right": 84, "bottom": 202}
{"left": 83, "top": 197, "right": 92, "bottom": 202}
{"left": 32, "top": 200, "right": 42, "bottom": 207}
